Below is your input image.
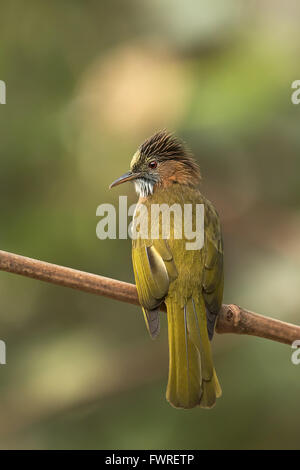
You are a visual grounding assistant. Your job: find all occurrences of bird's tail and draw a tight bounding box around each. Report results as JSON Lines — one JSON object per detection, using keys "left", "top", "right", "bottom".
{"left": 165, "top": 295, "right": 221, "bottom": 409}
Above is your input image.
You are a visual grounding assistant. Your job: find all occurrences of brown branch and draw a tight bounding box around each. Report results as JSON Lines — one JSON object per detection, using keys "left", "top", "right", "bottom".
{"left": 0, "top": 249, "right": 299, "bottom": 346}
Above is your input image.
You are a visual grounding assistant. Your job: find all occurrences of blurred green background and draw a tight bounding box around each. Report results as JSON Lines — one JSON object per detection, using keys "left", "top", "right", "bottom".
{"left": 0, "top": 0, "right": 300, "bottom": 450}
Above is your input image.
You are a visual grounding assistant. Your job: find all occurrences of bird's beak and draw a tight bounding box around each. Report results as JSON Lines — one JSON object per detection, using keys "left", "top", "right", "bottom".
{"left": 109, "top": 171, "right": 141, "bottom": 189}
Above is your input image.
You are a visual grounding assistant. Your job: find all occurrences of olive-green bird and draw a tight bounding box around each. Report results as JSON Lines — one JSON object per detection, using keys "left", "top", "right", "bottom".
{"left": 110, "top": 130, "right": 223, "bottom": 409}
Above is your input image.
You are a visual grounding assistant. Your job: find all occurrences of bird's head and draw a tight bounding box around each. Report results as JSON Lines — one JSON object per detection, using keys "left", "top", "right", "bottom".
{"left": 109, "top": 130, "right": 201, "bottom": 198}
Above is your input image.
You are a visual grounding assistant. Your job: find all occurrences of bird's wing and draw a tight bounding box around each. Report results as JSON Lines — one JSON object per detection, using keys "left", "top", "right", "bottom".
{"left": 202, "top": 201, "right": 224, "bottom": 340}
{"left": 132, "top": 237, "right": 178, "bottom": 338}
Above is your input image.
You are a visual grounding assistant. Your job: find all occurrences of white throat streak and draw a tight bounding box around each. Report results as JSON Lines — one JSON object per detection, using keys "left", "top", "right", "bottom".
{"left": 134, "top": 178, "right": 155, "bottom": 198}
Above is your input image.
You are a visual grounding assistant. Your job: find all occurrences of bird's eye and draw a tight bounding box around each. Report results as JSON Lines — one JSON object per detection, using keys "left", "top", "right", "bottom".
{"left": 149, "top": 161, "right": 157, "bottom": 169}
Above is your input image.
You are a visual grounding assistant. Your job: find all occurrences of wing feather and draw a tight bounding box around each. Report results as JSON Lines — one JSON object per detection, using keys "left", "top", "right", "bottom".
{"left": 132, "top": 237, "right": 178, "bottom": 338}
{"left": 202, "top": 201, "right": 224, "bottom": 340}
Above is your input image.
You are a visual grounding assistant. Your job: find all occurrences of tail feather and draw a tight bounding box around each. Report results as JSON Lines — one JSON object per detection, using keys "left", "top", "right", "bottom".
{"left": 166, "top": 296, "right": 221, "bottom": 409}
{"left": 142, "top": 307, "right": 160, "bottom": 339}
{"left": 166, "top": 301, "right": 201, "bottom": 408}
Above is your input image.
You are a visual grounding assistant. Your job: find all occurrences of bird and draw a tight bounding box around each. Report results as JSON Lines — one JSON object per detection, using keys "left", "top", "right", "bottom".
{"left": 110, "top": 130, "right": 223, "bottom": 409}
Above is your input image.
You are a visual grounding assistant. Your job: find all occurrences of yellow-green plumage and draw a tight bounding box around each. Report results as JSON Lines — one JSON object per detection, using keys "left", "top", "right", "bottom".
{"left": 132, "top": 184, "right": 223, "bottom": 409}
